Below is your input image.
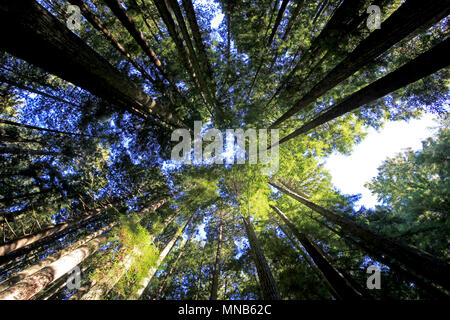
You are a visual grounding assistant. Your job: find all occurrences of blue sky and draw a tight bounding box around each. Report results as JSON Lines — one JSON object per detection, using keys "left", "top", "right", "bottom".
{"left": 323, "top": 114, "right": 441, "bottom": 209}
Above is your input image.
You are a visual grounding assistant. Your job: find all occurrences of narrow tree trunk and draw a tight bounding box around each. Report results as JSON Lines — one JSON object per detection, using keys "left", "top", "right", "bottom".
{"left": 210, "top": 222, "right": 223, "bottom": 300}
{"left": 267, "top": 0, "right": 289, "bottom": 46}
{"left": 0, "top": 0, "right": 183, "bottom": 127}
{"left": 0, "top": 146, "right": 60, "bottom": 157}
{"left": 0, "top": 119, "right": 88, "bottom": 137}
{"left": 80, "top": 205, "right": 181, "bottom": 299}
{"left": 0, "top": 230, "right": 111, "bottom": 300}
{"left": 0, "top": 75, "right": 80, "bottom": 108}
{"left": 154, "top": 231, "right": 192, "bottom": 300}
{"left": 271, "top": 205, "right": 363, "bottom": 299}
{"left": 269, "top": 182, "right": 450, "bottom": 290}
{"left": 152, "top": 0, "right": 211, "bottom": 114}
{"left": 271, "top": 0, "right": 450, "bottom": 127}
{"left": 273, "top": 38, "right": 450, "bottom": 147}
{"left": 129, "top": 212, "right": 196, "bottom": 300}
{"left": 68, "top": 0, "right": 155, "bottom": 84}
{"left": 276, "top": 222, "right": 338, "bottom": 299}
{"left": 242, "top": 216, "right": 281, "bottom": 300}
{"left": 281, "top": 1, "right": 304, "bottom": 40}
{"left": 102, "top": 0, "right": 178, "bottom": 93}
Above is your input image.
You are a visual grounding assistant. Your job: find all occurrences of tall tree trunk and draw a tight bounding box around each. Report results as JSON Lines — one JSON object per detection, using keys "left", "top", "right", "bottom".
{"left": 271, "top": 0, "right": 450, "bottom": 127}
{"left": 129, "top": 212, "right": 196, "bottom": 300}
{"left": 210, "top": 221, "right": 223, "bottom": 300}
{"left": 308, "top": 214, "right": 449, "bottom": 299}
{"left": 273, "top": 38, "right": 450, "bottom": 147}
{"left": 152, "top": 0, "right": 211, "bottom": 115}
{"left": 0, "top": 75, "right": 80, "bottom": 108}
{"left": 242, "top": 216, "right": 281, "bottom": 300}
{"left": 0, "top": 201, "right": 117, "bottom": 257}
{"left": 271, "top": 205, "right": 363, "bottom": 299}
{"left": 0, "top": 221, "right": 117, "bottom": 293}
{"left": 67, "top": 0, "right": 156, "bottom": 85}
{"left": 0, "top": 119, "right": 88, "bottom": 137}
{"left": 0, "top": 0, "right": 183, "bottom": 127}
{"left": 79, "top": 206, "right": 181, "bottom": 299}
{"left": 154, "top": 230, "right": 192, "bottom": 300}
{"left": 281, "top": 1, "right": 304, "bottom": 40}
{"left": 276, "top": 222, "right": 339, "bottom": 299}
{"left": 102, "top": 0, "right": 179, "bottom": 93}
{"left": 0, "top": 229, "right": 112, "bottom": 300}
{"left": 0, "top": 146, "right": 61, "bottom": 157}
{"left": 269, "top": 182, "right": 450, "bottom": 290}
{"left": 267, "top": 0, "right": 290, "bottom": 46}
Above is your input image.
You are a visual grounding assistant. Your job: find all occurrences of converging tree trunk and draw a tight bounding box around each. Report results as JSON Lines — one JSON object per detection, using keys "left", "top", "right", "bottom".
{"left": 242, "top": 216, "right": 281, "bottom": 300}
{"left": 270, "top": 205, "right": 363, "bottom": 299}
{"left": 129, "top": 212, "right": 196, "bottom": 300}
{"left": 273, "top": 38, "right": 450, "bottom": 147}
{"left": 0, "top": 229, "right": 112, "bottom": 300}
{"left": 271, "top": 0, "right": 450, "bottom": 127}
{"left": 0, "top": 0, "right": 183, "bottom": 127}
{"left": 269, "top": 182, "right": 450, "bottom": 290}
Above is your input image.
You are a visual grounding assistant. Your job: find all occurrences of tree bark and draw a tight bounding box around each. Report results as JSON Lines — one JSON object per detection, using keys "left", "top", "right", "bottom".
{"left": 271, "top": 0, "right": 450, "bottom": 127}
{"left": 0, "top": 221, "right": 117, "bottom": 293}
{"left": 269, "top": 182, "right": 450, "bottom": 290}
{"left": 271, "top": 205, "right": 363, "bottom": 299}
{"left": 0, "top": 231, "right": 110, "bottom": 300}
{"left": 0, "top": 0, "right": 183, "bottom": 127}
{"left": 210, "top": 221, "right": 223, "bottom": 300}
{"left": 276, "top": 222, "right": 339, "bottom": 299}
{"left": 273, "top": 38, "right": 450, "bottom": 147}
{"left": 242, "top": 216, "right": 281, "bottom": 300}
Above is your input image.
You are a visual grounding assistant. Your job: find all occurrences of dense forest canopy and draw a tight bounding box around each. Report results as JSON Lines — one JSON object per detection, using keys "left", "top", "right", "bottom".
{"left": 0, "top": 0, "right": 448, "bottom": 300}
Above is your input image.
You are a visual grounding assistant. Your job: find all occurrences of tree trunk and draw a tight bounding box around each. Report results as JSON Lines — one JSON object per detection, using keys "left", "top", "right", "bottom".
{"left": 68, "top": 0, "right": 156, "bottom": 84}
{"left": 154, "top": 231, "right": 192, "bottom": 300}
{"left": 242, "top": 216, "right": 281, "bottom": 300}
{"left": 0, "top": 230, "right": 111, "bottom": 300}
{"left": 269, "top": 182, "right": 450, "bottom": 290}
{"left": 0, "top": 119, "right": 88, "bottom": 137}
{"left": 0, "top": 75, "right": 80, "bottom": 108}
{"left": 79, "top": 205, "right": 181, "bottom": 299}
{"left": 0, "top": 146, "right": 61, "bottom": 157}
{"left": 274, "top": 38, "right": 450, "bottom": 147}
{"left": 152, "top": 0, "right": 211, "bottom": 114}
{"left": 281, "top": 1, "right": 304, "bottom": 40}
{"left": 102, "top": 0, "right": 178, "bottom": 93}
{"left": 0, "top": 0, "right": 183, "bottom": 127}
{"left": 0, "top": 201, "right": 117, "bottom": 257}
{"left": 129, "top": 212, "right": 196, "bottom": 300}
{"left": 210, "top": 222, "right": 223, "bottom": 300}
{"left": 276, "top": 222, "right": 339, "bottom": 299}
{"left": 267, "top": 0, "right": 289, "bottom": 46}
{"left": 271, "top": 0, "right": 450, "bottom": 127}
{"left": 271, "top": 205, "right": 363, "bottom": 299}
{"left": 0, "top": 221, "right": 117, "bottom": 293}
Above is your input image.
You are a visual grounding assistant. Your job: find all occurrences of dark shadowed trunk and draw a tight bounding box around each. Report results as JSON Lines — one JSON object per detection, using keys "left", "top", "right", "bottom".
{"left": 242, "top": 216, "right": 281, "bottom": 300}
